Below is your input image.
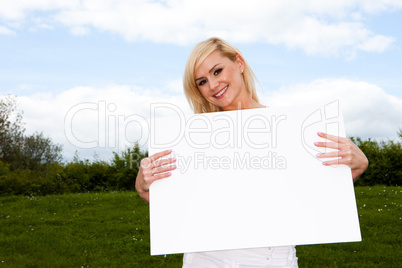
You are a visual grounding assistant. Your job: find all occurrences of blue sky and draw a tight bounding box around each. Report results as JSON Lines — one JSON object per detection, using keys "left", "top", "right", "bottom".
{"left": 1, "top": 1, "right": 401, "bottom": 161}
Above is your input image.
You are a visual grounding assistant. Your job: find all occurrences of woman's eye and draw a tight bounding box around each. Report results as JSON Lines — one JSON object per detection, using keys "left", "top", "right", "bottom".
{"left": 213, "top": 68, "right": 222, "bottom": 76}
{"left": 198, "top": 79, "right": 206, "bottom": 86}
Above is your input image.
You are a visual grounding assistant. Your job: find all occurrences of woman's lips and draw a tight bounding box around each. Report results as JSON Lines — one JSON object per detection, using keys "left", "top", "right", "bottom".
{"left": 214, "top": 86, "right": 228, "bottom": 99}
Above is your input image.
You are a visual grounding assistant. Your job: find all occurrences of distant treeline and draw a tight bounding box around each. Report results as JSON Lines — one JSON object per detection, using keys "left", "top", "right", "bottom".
{"left": 0, "top": 96, "right": 401, "bottom": 196}
{"left": 0, "top": 145, "right": 146, "bottom": 196}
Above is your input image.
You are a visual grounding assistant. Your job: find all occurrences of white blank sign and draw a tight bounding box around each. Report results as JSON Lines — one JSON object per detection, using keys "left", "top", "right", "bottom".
{"left": 149, "top": 101, "right": 361, "bottom": 255}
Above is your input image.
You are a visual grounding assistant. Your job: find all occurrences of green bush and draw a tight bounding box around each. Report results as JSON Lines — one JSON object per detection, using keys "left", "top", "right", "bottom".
{"left": 0, "top": 144, "right": 148, "bottom": 196}
{"left": 352, "top": 132, "right": 402, "bottom": 186}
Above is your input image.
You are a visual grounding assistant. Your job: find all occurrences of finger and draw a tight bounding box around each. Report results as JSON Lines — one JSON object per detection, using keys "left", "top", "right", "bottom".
{"left": 317, "top": 132, "right": 348, "bottom": 143}
{"left": 151, "top": 164, "right": 177, "bottom": 175}
{"left": 147, "top": 171, "right": 173, "bottom": 185}
{"left": 141, "top": 149, "right": 173, "bottom": 169}
{"left": 321, "top": 159, "right": 340, "bottom": 166}
{"left": 319, "top": 154, "right": 351, "bottom": 161}
{"left": 142, "top": 157, "right": 176, "bottom": 170}
{"left": 315, "top": 140, "right": 353, "bottom": 162}
{"left": 148, "top": 149, "right": 173, "bottom": 162}
{"left": 314, "top": 141, "right": 340, "bottom": 150}
{"left": 152, "top": 157, "right": 177, "bottom": 169}
{"left": 316, "top": 151, "right": 340, "bottom": 158}
{"left": 322, "top": 157, "right": 352, "bottom": 166}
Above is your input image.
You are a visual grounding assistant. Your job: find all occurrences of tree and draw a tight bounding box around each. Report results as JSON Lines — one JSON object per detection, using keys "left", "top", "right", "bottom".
{"left": 0, "top": 95, "right": 63, "bottom": 171}
{"left": 110, "top": 143, "right": 147, "bottom": 190}
{"left": 17, "top": 132, "right": 63, "bottom": 171}
{"left": 0, "top": 95, "right": 24, "bottom": 164}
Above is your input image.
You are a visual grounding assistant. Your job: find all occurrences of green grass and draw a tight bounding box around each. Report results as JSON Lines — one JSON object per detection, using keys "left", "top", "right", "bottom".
{"left": 297, "top": 186, "right": 401, "bottom": 267}
{"left": 0, "top": 192, "right": 182, "bottom": 267}
{"left": 0, "top": 186, "right": 401, "bottom": 267}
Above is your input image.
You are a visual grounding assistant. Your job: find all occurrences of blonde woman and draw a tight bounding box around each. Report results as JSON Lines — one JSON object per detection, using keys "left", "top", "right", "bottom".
{"left": 135, "top": 37, "right": 368, "bottom": 267}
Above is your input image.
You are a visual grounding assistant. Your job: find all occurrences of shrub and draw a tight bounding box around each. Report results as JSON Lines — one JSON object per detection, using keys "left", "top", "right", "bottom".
{"left": 352, "top": 132, "right": 402, "bottom": 186}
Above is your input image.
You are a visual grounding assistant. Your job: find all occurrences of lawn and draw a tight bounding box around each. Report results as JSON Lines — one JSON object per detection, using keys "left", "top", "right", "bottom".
{"left": 0, "top": 186, "right": 400, "bottom": 267}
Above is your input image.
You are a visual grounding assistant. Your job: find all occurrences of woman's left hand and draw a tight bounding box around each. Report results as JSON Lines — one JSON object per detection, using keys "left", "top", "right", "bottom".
{"left": 314, "top": 132, "right": 369, "bottom": 182}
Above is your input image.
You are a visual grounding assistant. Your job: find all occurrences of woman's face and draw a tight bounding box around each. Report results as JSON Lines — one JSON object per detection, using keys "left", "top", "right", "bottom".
{"left": 195, "top": 50, "right": 247, "bottom": 111}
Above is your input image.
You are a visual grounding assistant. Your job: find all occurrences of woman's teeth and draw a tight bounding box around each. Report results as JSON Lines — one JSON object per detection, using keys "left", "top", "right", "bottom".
{"left": 215, "top": 86, "right": 228, "bottom": 97}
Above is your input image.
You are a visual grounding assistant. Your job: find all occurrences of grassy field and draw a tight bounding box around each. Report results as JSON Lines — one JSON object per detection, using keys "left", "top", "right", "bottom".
{"left": 0, "top": 186, "right": 400, "bottom": 267}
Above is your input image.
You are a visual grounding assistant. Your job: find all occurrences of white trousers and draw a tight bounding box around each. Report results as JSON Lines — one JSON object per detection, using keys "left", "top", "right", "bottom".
{"left": 182, "top": 246, "right": 298, "bottom": 268}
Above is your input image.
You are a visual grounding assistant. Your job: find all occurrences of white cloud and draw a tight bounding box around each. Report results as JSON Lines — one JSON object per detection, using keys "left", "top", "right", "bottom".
{"left": 165, "top": 79, "right": 185, "bottom": 94}
{"left": 261, "top": 78, "right": 402, "bottom": 140}
{"left": 29, "top": 17, "right": 54, "bottom": 31}
{"left": 357, "top": 34, "right": 395, "bottom": 53}
{"left": 0, "top": 25, "right": 16, "bottom": 35}
{"left": 16, "top": 83, "right": 191, "bottom": 161}
{"left": 0, "top": 0, "right": 400, "bottom": 57}
{"left": 17, "top": 84, "right": 46, "bottom": 91}
{"left": 70, "top": 26, "right": 90, "bottom": 36}
{"left": 0, "top": 0, "right": 78, "bottom": 20}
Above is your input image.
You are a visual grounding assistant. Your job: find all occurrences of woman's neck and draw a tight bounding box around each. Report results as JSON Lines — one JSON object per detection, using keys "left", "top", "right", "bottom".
{"left": 222, "top": 99, "right": 265, "bottom": 111}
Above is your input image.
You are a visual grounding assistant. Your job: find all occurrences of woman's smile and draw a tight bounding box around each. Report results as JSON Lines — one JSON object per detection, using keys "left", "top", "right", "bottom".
{"left": 213, "top": 85, "right": 228, "bottom": 98}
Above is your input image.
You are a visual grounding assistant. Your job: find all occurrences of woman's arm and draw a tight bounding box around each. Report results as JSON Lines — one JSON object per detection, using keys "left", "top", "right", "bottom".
{"left": 314, "top": 132, "right": 369, "bottom": 182}
{"left": 135, "top": 149, "right": 177, "bottom": 203}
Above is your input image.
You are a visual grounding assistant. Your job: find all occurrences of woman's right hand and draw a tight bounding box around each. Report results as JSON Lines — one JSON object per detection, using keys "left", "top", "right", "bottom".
{"left": 135, "top": 149, "right": 177, "bottom": 203}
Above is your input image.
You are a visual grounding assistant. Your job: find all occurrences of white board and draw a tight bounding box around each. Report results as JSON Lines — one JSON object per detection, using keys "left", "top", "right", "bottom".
{"left": 148, "top": 101, "right": 361, "bottom": 255}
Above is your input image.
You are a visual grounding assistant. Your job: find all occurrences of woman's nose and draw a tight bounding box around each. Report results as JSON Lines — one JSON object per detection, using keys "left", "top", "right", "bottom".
{"left": 209, "top": 78, "right": 219, "bottom": 91}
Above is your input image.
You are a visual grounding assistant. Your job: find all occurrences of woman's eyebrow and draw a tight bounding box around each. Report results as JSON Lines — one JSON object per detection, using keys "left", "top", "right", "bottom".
{"left": 208, "top": 63, "right": 220, "bottom": 73}
{"left": 195, "top": 63, "right": 220, "bottom": 82}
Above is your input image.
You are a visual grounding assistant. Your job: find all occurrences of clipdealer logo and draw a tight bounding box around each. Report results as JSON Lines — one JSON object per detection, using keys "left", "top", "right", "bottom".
{"left": 64, "top": 100, "right": 341, "bottom": 170}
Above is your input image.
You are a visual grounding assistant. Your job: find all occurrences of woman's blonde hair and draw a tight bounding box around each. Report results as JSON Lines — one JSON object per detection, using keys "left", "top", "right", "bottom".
{"left": 183, "top": 37, "right": 260, "bottom": 114}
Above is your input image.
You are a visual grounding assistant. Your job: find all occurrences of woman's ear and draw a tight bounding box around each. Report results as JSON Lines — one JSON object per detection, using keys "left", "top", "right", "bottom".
{"left": 235, "top": 54, "right": 245, "bottom": 72}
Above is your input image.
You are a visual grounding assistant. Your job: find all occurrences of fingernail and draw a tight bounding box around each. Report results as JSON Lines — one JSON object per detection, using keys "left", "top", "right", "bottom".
{"left": 167, "top": 172, "right": 172, "bottom": 176}
{"left": 172, "top": 157, "right": 177, "bottom": 161}
{"left": 322, "top": 162, "right": 327, "bottom": 165}
{"left": 167, "top": 149, "right": 172, "bottom": 153}
{"left": 316, "top": 153, "right": 321, "bottom": 157}
{"left": 314, "top": 142, "right": 319, "bottom": 146}
{"left": 171, "top": 165, "right": 177, "bottom": 169}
